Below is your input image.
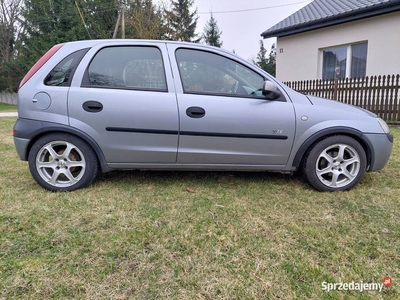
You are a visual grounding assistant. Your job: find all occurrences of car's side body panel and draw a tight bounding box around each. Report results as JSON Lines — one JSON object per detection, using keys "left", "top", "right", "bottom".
{"left": 288, "top": 96, "right": 393, "bottom": 171}
{"left": 13, "top": 118, "right": 113, "bottom": 172}
{"left": 174, "top": 94, "right": 296, "bottom": 166}
{"left": 166, "top": 43, "right": 296, "bottom": 166}
{"left": 13, "top": 39, "right": 393, "bottom": 191}
{"left": 68, "top": 41, "right": 180, "bottom": 164}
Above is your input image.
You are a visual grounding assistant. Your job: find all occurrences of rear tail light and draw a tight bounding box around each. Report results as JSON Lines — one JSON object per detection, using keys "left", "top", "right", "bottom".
{"left": 19, "top": 43, "right": 65, "bottom": 89}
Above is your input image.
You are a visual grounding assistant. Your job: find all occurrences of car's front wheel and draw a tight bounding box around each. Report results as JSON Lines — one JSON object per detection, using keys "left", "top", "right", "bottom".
{"left": 303, "top": 135, "right": 367, "bottom": 191}
{"left": 28, "top": 133, "right": 99, "bottom": 191}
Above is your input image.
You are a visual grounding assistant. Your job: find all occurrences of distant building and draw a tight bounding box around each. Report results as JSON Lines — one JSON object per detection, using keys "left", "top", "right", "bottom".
{"left": 261, "top": 0, "right": 400, "bottom": 81}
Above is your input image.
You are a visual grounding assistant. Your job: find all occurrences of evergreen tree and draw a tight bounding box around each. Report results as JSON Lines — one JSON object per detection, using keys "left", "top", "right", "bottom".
{"left": 19, "top": 0, "right": 118, "bottom": 76}
{"left": 202, "top": 13, "right": 222, "bottom": 47}
{"left": 267, "top": 43, "right": 276, "bottom": 76}
{"left": 253, "top": 40, "right": 276, "bottom": 76}
{"left": 165, "top": 0, "right": 199, "bottom": 42}
{"left": 254, "top": 40, "right": 268, "bottom": 70}
{"left": 83, "top": 0, "right": 119, "bottom": 39}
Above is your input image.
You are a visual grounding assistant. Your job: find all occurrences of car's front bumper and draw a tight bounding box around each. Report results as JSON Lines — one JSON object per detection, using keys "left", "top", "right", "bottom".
{"left": 363, "top": 133, "right": 393, "bottom": 172}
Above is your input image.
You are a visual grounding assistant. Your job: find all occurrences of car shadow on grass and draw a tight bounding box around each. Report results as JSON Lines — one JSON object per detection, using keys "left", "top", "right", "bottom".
{"left": 95, "top": 169, "right": 306, "bottom": 189}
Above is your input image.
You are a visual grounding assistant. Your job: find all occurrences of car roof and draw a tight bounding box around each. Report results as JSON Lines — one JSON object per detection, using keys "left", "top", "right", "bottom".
{"left": 60, "top": 39, "right": 239, "bottom": 59}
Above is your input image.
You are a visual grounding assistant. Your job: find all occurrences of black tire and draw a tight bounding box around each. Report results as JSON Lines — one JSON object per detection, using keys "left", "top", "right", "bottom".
{"left": 28, "top": 133, "right": 99, "bottom": 191}
{"left": 302, "top": 135, "right": 367, "bottom": 191}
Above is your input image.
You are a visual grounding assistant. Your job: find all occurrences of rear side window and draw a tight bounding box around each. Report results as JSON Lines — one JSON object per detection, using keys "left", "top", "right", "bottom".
{"left": 83, "top": 46, "right": 167, "bottom": 91}
{"left": 44, "top": 48, "right": 89, "bottom": 86}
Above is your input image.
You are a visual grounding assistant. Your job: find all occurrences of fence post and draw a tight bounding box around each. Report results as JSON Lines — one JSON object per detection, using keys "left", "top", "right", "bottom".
{"left": 333, "top": 78, "right": 338, "bottom": 100}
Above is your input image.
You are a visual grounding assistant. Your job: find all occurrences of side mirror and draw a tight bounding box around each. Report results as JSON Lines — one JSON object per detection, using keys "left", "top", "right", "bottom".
{"left": 262, "top": 81, "right": 282, "bottom": 100}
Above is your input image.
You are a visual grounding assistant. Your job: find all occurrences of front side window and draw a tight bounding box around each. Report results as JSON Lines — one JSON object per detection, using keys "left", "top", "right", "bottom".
{"left": 86, "top": 46, "right": 167, "bottom": 91}
{"left": 175, "top": 48, "right": 264, "bottom": 97}
{"left": 322, "top": 42, "right": 367, "bottom": 80}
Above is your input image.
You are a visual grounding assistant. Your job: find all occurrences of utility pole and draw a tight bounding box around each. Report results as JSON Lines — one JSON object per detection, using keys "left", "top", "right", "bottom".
{"left": 112, "top": 11, "right": 121, "bottom": 38}
{"left": 113, "top": 0, "right": 126, "bottom": 39}
{"left": 121, "top": 6, "right": 125, "bottom": 39}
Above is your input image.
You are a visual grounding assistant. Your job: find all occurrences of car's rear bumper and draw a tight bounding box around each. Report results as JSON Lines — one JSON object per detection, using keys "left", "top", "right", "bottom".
{"left": 13, "top": 118, "right": 35, "bottom": 161}
{"left": 14, "top": 136, "right": 30, "bottom": 161}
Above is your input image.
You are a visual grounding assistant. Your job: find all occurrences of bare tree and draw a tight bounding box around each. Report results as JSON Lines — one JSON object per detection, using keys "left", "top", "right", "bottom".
{"left": 0, "top": 0, "right": 25, "bottom": 91}
{"left": 0, "top": 0, "right": 24, "bottom": 63}
{"left": 125, "top": 0, "right": 165, "bottom": 39}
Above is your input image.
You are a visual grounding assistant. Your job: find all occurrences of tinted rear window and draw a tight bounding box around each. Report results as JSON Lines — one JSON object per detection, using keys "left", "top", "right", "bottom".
{"left": 84, "top": 46, "right": 167, "bottom": 91}
{"left": 44, "top": 48, "right": 89, "bottom": 86}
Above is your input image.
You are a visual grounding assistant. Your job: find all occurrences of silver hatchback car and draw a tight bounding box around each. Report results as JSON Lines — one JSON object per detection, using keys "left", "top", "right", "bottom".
{"left": 13, "top": 39, "right": 393, "bottom": 192}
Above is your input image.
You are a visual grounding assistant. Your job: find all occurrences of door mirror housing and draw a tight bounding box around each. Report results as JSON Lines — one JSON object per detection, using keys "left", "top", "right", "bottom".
{"left": 262, "top": 81, "right": 282, "bottom": 100}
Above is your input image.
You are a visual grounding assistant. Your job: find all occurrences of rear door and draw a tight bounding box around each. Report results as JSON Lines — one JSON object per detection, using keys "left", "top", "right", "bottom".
{"left": 168, "top": 45, "right": 296, "bottom": 167}
{"left": 68, "top": 42, "right": 179, "bottom": 165}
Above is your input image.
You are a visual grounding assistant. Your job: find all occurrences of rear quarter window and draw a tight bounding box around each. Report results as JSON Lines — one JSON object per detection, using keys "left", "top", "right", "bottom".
{"left": 44, "top": 48, "right": 89, "bottom": 86}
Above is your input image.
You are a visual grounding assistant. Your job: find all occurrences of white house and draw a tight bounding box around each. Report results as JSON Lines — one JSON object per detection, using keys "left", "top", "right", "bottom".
{"left": 261, "top": 0, "right": 400, "bottom": 82}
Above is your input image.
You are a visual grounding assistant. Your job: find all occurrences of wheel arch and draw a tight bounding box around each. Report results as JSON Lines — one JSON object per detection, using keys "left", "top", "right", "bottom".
{"left": 22, "top": 121, "right": 112, "bottom": 173}
{"left": 292, "top": 127, "right": 374, "bottom": 171}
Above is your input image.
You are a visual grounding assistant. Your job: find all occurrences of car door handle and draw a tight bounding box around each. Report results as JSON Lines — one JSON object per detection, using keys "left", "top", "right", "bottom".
{"left": 83, "top": 101, "right": 103, "bottom": 113}
{"left": 186, "top": 106, "right": 205, "bottom": 118}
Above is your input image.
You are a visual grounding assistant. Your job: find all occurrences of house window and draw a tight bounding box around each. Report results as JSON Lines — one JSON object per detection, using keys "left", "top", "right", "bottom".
{"left": 322, "top": 42, "right": 367, "bottom": 80}
{"left": 351, "top": 43, "right": 368, "bottom": 78}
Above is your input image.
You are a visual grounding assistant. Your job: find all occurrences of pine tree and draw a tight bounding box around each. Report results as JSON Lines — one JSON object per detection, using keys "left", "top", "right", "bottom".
{"left": 10, "top": 0, "right": 119, "bottom": 92}
{"left": 83, "top": 0, "right": 119, "bottom": 39}
{"left": 254, "top": 40, "right": 268, "bottom": 70}
{"left": 267, "top": 43, "right": 276, "bottom": 76}
{"left": 165, "top": 0, "right": 199, "bottom": 42}
{"left": 253, "top": 40, "right": 276, "bottom": 76}
{"left": 18, "top": 0, "right": 84, "bottom": 83}
{"left": 202, "top": 13, "right": 222, "bottom": 47}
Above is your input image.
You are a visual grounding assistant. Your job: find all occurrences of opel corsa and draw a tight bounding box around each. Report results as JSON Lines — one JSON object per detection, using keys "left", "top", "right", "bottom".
{"left": 13, "top": 40, "right": 393, "bottom": 191}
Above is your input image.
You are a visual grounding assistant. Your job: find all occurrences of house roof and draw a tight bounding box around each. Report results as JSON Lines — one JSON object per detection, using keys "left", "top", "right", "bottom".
{"left": 261, "top": 0, "right": 400, "bottom": 38}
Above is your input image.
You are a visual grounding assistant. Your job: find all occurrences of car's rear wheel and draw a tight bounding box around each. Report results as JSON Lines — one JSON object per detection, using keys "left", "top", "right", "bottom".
{"left": 28, "top": 133, "right": 99, "bottom": 191}
{"left": 303, "top": 135, "right": 367, "bottom": 191}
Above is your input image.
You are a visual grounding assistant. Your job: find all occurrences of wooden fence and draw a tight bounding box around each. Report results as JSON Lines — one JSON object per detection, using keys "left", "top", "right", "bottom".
{"left": 285, "top": 74, "right": 400, "bottom": 123}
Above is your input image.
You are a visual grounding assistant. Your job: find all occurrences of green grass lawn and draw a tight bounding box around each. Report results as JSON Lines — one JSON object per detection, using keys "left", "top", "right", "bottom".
{"left": 1, "top": 116, "right": 399, "bottom": 299}
{"left": 0, "top": 103, "right": 17, "bottom": 112}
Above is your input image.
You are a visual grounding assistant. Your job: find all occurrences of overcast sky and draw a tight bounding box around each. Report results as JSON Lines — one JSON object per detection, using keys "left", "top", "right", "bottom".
{"left": 192, "top": 0, "right": 313, "bottom": 61}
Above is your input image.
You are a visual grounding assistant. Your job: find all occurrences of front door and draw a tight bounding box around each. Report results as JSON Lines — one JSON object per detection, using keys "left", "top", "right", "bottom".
{"left": 169, "top": 46, "right": 296, "bottom": 167}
